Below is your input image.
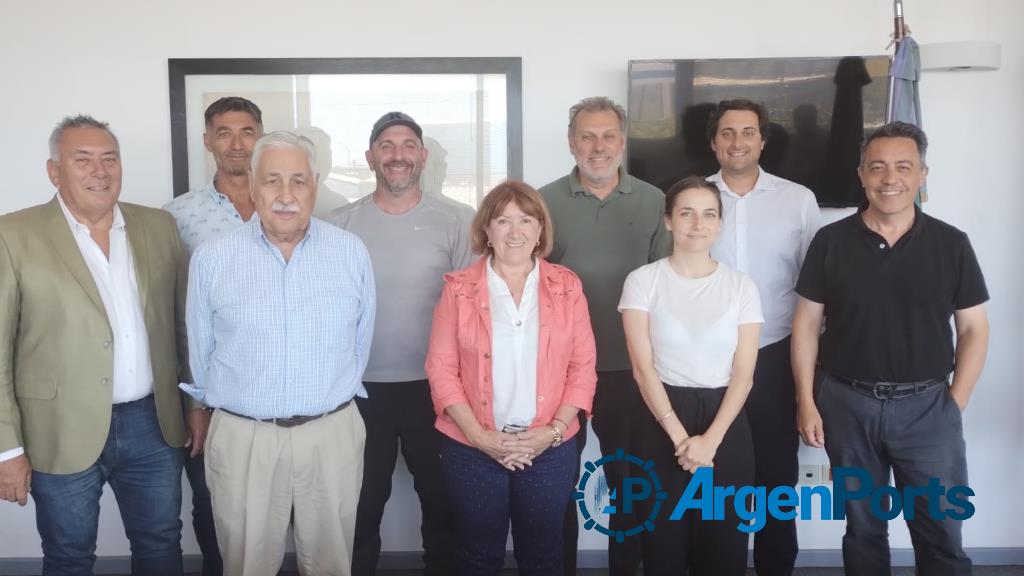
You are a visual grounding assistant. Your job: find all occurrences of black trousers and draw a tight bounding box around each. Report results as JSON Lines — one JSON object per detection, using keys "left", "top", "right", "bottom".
{"left": 748, "top": 337, "right": 800, "bottom": 575}
{"left": 352, "top": 380, "right": 454, "bottom": 576}
{"left": 564, "top": 369, "right": 644, "bottom": 576}
{"left": 818, "top": 374, "right": 972, "bottom": 576}
{"left": 633, "top": 384, "right": 754, "bottom": 576}
{"left": 184, "top": 453, "right": 222, "bottom": 576}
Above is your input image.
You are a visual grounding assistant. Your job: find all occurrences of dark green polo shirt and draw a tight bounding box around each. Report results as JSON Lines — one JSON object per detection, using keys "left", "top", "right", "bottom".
{"left": 539, "top": 167, "right": 670, "bottom": 371}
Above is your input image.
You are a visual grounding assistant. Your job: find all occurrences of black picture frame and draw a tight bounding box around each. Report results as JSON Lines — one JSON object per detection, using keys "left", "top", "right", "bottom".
{"left": 168, "top": 57, "right": 523, "bottom": 200}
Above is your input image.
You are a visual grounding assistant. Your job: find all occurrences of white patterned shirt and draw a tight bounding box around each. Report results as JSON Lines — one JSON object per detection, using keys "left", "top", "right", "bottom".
{"left": 183, "top": 217, "right": 375, "bottom": 419}
{"left": 163, "top": 183, "right": 249, "bottom": 254}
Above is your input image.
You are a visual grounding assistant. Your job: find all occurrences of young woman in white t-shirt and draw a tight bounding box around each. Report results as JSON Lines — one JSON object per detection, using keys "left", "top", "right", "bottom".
{"left": 619, "top": 176, "right": 764, "bottom": 576}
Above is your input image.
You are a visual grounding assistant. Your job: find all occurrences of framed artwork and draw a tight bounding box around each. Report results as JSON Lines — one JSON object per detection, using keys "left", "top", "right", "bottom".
{"left": 168, "top": 57, "right": 522, "bottom": 212}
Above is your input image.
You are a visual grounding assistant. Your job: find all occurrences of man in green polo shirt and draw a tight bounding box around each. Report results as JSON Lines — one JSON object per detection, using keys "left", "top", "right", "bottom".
{"left": 539, "top": 96, "right": 670, "bottom": 576}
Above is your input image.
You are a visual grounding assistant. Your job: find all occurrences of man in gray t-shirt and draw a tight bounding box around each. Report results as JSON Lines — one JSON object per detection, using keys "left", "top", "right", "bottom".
{"left": 330, "top": 112, "right": 472, "bottom": 576}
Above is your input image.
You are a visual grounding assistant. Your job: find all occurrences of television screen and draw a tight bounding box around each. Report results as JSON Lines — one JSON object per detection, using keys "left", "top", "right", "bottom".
{"left": 627, "top": 57, "right": 891, "bottom": 207}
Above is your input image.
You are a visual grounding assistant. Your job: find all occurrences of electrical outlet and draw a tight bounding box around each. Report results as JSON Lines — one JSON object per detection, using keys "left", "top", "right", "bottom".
{"left": 799, "top": 464, "right": 822, "bottom": 485}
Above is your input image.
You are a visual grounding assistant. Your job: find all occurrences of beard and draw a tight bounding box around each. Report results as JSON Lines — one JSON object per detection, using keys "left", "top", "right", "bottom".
{"left": 576, "top": 151, "right": 623, "bottom": 185}
{"left": 377, "top": 161, "right": 423, "bottom": 196}
{"left": 219, "top": 155, "right": 251, "bottom": 177}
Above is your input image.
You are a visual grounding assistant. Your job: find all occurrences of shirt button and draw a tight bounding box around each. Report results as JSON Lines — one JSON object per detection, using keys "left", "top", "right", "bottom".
{"left": 879, "top": 243, "right": 886, "bottom": 249}
{"left": 481, "top": 303, "right": 488, "bottom": 310}
{"left": 482, "top": 399, "right": 488, "bottom": 406}
{"left": 515, "top": 320, "right": 522, "bottom": 327}
{"left": 483, "top": 352, "right": 491, "bottom": 359}
{"left": 538, "top": 395, "right": 544, "bottom": 402}
{"left": 101, "top": 378, "right": 109, "bottom": 385}
{"left": 103, "top": 341, "right": 111, "bottom": 348}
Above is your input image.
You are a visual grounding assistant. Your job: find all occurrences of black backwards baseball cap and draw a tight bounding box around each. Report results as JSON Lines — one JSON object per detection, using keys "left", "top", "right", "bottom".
{"left": 369, "top": 111, "right": 423, "bottom": 146}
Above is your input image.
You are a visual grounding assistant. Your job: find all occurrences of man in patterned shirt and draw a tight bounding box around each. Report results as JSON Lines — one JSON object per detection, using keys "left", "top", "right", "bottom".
{"left": 165, "top": 97, "right": 262, "bottom": 252}
{"left": 185, "top": 131, "right": 375, "bottom": 574}
{"left": 163, "top": 96, "right": 263, "bottom": 576}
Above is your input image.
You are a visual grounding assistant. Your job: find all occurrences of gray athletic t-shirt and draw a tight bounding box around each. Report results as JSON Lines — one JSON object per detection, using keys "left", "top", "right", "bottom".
{"left": 330, "top": 193, "right": 475, "bottom": 382}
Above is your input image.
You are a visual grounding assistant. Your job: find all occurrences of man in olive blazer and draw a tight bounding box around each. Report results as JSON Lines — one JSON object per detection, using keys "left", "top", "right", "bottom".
{"left": 0, "top": 115, "right": 194, "bottom": 576}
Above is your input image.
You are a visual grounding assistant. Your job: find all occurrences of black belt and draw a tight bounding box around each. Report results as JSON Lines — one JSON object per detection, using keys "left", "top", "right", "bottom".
{"left": 220, "top": 399, "right": 351, "bottom": 428}
{"left": 831, "top": 374, "right": 946, "bottom": 400}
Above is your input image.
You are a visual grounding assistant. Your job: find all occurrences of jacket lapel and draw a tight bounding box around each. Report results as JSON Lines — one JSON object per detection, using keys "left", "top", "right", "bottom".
{"left": 41, "top": 198, "right": 105, "bottom": 312}
{"left": 455, "top": 257, "right": 493, "bottom": 341}
{"left": 122, "top": 204, "right": 150, "bottom": 312}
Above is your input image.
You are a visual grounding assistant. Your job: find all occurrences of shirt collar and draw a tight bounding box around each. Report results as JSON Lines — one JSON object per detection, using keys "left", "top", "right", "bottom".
{"left": 206, "top": 181, "right": 232, "bottom": 205}
{"left": 486, "top": 257, "right": 539, "bottom": 296}
{"left": 709, "top": 168, "right": 777, "bottom": 199}
{"left": 251, "top": 214, "right": 317, "bottom": 250}
{"left": 207, "top": 180, "right": 248, "bottom": 219}
{"left": 569, "top": 165, "right": 633, "bottom": 197}
{"left": 854, "top": 202, "right": 925, "bottom": 239}
{"left": 55, "top": 193, "right": 125, "bottom": 233}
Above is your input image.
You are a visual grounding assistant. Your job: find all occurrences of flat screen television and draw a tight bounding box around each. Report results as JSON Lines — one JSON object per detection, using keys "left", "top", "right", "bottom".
{"left": 627, "top": 56, "right": 891, "bottom": 207}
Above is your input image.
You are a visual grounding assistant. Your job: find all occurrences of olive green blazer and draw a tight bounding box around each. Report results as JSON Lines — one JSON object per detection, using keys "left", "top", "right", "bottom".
{"left": 0, "top": 197, "right": 191, "bottom": 474}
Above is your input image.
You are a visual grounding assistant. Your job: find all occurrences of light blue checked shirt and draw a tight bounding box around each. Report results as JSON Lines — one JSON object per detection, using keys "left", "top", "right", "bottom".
{"left": 163, "top": 184, "right": 249, "bottom": 254}
{"left": 183, "top": 217, "right": 375, "bottom": 419}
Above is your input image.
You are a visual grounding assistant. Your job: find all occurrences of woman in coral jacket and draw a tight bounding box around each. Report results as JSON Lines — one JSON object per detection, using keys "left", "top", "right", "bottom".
{"left": 425, "top": 180, "right": 597, "bottom": 576}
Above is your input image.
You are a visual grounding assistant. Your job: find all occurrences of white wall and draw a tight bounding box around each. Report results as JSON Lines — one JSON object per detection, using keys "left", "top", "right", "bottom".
{"left": 1, "top": 0, "right": 1021, "bottom": 560}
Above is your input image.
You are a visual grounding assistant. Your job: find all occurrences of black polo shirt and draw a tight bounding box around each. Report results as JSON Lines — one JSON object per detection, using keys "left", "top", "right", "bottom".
{"left": 795, "top": 205, "right": 988, "bottom": 382}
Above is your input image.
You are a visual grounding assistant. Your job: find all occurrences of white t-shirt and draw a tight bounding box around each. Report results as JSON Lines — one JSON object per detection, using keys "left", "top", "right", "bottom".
{"left": 618, "top": 259, "right": 764, "bottom": 389}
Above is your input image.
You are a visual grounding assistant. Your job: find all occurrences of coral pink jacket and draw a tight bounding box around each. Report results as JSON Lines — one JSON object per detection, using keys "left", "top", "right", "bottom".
{"left": 425, "top": 257, "right": 597, "bottom": 446}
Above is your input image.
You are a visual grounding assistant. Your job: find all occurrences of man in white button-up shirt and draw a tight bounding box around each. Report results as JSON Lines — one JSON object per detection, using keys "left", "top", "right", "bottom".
{"left": 0, "top": 115, "right": 193, "bottom": 575}
{"left": 706, "top": 99, "right": 821, "bottom": 576}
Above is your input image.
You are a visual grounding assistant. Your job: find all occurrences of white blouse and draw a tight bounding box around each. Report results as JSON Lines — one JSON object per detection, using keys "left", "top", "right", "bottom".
{"left": 487, "top": 259, "right": 540, "bottom": 431}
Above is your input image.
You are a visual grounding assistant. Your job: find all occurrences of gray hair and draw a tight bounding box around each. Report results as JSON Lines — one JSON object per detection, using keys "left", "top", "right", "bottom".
{"left": 860, "top": 121, "right": 929, "bottom": 167}
{"left": 49, "top": 115, "right": 119, "bottom": 161}
{"left": 568, "top": 97, "right": 627, "bottom": 137}
{"left": 251, "top": 131, "right": 318, "bottom": 176}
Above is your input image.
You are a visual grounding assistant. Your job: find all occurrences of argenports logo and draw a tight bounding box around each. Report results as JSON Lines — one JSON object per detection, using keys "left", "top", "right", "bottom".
{"left": 575, "top": 452, "right": 975, "bottom": 536}
{"left": 670, "top": 467, "right": 975, "bottom": 533}
{"left": 574, "top": 450, "right": 667, "bottom": 541}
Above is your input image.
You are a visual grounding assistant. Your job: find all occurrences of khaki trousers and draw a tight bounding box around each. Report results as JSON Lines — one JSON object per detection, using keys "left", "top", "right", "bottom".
{"left": 205, "top": 404, "right": 365, "bottom": 576}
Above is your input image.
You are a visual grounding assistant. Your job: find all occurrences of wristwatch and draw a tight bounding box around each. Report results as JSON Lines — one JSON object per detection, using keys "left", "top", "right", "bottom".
{"left": 549, "top": 424, "right": 564, "bottom": 447}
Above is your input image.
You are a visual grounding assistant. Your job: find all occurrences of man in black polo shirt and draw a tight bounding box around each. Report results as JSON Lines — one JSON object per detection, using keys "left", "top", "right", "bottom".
{"left": 792, "top": 122, "right": 989, "bottom": 576}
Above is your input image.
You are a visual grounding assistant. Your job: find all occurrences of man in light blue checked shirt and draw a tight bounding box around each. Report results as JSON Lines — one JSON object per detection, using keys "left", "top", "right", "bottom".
{"left": 184, "top": 130, "right": 375, "bottom": 576}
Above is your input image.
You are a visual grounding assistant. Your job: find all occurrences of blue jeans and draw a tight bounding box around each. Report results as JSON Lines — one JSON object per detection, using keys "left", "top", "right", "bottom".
{"left": 31, "top": 395, "right": 185, "bottom": 576}
{"left": 441, "top": 436, "right": 577, "bottom": 576}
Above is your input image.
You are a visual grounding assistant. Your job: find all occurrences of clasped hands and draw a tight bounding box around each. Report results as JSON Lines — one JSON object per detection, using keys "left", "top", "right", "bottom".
{"left": 471, "top": 427, "right": 555, "bottom": 471}
{"left": 673, "top": 434, "right": 720, "bottom": 473}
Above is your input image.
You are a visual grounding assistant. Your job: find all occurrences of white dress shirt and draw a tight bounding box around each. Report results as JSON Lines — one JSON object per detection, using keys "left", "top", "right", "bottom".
{"left": 487, "top": 259, "right": 540, "bottom": 431}
{"left": 0, "top": 196, "right": 155, "bottom": 463}
{"left": 709, "top": 169, "right": 821, "bottom": 348}
{"left": 57, "top": 194, "right": 154, "bottom": 402}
